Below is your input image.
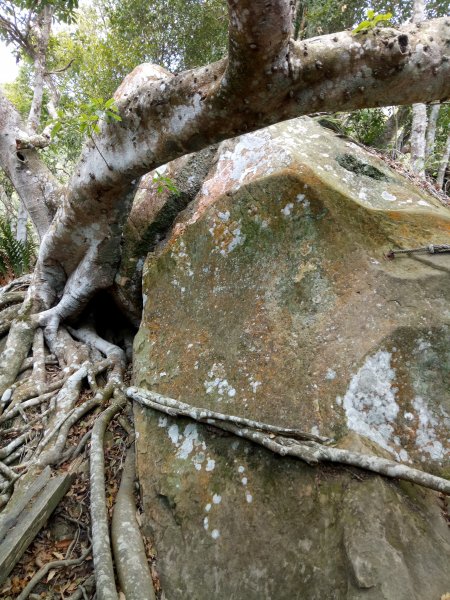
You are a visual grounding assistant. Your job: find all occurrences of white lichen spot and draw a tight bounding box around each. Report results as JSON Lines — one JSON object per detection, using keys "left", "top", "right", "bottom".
{"left": 158, "top": 416, "right": 168, "bottom": 428}
{"left": 204, "top": 363, "right": 236, "bottom": 400}
{"left": 413, "top": 396, "right": 445, "bottom": 460}
{"left": 381, "top": 191, "right": 396, "bottom": 202}
{"left": 206, "top": 458, "right": 216, "bottom": 472}
{"left": 211, "top": 529, "right": 220, "bottom": 540}
{"left": 325, "top": 368, "right": 336, "bottom": 381}
{"left": 218, "top": 211, "right": 230, "bottom": 222}
{"left": 212, "top": 494, "right": 222, "bottom": 504}
{"left": 177, "top": 423, "right": 200, "bottom": 459}
{"left": 168, "top": 424, "right": 180, "bottom": 445}
{"left": 310, "top": 426, "right": 320, "bottom": 437}
{"left": 281, "top": 203, "right": 294, "bottom": 217}
{"left": 245, "top": 492, "right": 253, "bottom": 503}
{"left": 342, "top": 351, "right": 400, "bottom": 453}
{"left": 248, "top": 376, "right": 261, "bottom": 393}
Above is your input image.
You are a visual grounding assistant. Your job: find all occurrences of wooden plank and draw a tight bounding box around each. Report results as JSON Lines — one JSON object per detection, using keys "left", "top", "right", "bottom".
{"left": 0, "top": 470, "right": 74, "bottom": 586}
{"left": 0, "top": 467, "right": 51, "bottom": 541}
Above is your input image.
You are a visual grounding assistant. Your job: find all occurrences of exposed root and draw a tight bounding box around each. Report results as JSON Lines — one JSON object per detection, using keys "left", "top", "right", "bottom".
{"left": 0, "top": 319, "right": 35, "bottom": 397}
{"left": 112, "top": 443, "right": 156, "bottom": 600}
{"left": 90, "top": 389, "right": 126, "bottom": 600}
{"left": 129, "top": 386, "right": 450, "bottom": 495}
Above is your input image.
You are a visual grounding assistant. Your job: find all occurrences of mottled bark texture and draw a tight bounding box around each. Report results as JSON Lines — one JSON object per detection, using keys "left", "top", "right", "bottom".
{"left": 1, "top": 2, "right": 450, "bottom": 325}
{"left": 437, "top": 129, "right": 450, "bottom": 189}
{"left": 410, "top": 0, "right": 428, "bottom": 175}
{"left": 0, "top": 92, "right": 58, "bottom": 240}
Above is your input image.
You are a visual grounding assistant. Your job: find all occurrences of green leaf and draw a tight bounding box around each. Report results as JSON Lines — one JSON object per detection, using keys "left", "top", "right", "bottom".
{"left": 352, "top": 20, "right": 371, "bottom": 33}
{"left": 51, "top": 121, "right": 63, "bottom": 136}
{"left": 373, "top": 12, "right": 393, "bottom": 24}
{"left": 367, "top": 9, "right": 375, "bottom": 19}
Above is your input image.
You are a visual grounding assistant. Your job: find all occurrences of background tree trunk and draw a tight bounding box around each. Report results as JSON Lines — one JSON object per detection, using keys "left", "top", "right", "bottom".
{"left": 436, "top": 130, "right": 450, "bottom": 189}
{"left": 410, "top": 0, "right": 427, "bottom": 176}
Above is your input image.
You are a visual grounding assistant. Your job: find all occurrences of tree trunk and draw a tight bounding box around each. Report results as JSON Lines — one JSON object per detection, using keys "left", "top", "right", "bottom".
{"left": 436, "top": 130, "right": 450, "bottom": 189}
{"left": 15, "top": 201, "right": 28, "bottom": 244}
{"left": 410, "top": 0, "right": 427, "bottom": 176}
{"left": 425, "top": 103, "right": 440, "bottom": 160}
{"left": 0, "top": 92, "right": 58, "bottom": 242}
{"left": 27, "top": 6, "right": 53, "bottom": 133}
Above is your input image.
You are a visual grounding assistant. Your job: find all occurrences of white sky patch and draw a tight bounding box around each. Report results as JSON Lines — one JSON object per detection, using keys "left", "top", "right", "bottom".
{"left": 245, "top": 492, "right": 253, "bottom": 503}
{"left": 0, "top": 42, "right": 19, "bottom": 84}
{"left": 212, "top": 494, "right": 222, "bottom": 504}
{"left": 211, "top": 529, "right": 220, "bottom": 540}
{"left": 342, "top": 350, "right": 400, "bottom": 454}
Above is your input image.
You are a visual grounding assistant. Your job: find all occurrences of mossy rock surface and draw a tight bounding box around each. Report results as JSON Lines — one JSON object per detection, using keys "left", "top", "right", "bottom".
{"left": 133, "top": 117, "right": 450, "bottom": 599}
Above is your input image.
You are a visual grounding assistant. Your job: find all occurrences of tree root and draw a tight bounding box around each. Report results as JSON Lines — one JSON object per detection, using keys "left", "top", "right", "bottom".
{"left": 129, "top": 386, "right": 450, "bottom": 495}
{"left": 111, "top": 443, "right": 156, "bottom": 600}
{"left": 90, "top": 389, "right": 126, "bottom": 600}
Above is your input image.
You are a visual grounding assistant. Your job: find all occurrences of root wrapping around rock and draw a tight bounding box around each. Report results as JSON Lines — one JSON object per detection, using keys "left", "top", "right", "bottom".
{"left": 111, "top": 443, "right": 155, "bottom": 600}
{"left": 130, "top": 387, "right": 450, "bottom": 495}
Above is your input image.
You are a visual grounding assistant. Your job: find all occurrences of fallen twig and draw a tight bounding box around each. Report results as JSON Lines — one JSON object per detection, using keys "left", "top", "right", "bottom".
{"left": 16, "top": 544, "right": 91, "bottom": 600}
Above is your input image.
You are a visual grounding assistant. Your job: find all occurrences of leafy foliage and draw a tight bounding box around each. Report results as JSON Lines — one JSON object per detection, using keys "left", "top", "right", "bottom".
{"left": 0, "top": 217, "right": 35, "bottom": 279}
{"left": 50, "top": 97, "right": 121, "bottom": 139}
{"left": 352, "top": 9, "right": 393, "bottom": 34}
{"left": 151, "top": 173, "right": 179, "bottom": 196}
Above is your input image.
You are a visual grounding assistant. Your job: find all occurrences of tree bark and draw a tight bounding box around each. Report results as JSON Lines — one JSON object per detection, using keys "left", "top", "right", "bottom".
{"left": 410, "top": 0, "right": 427, "bottom": 175}
{"left": 425, "top": 102, "right": 440, "bottom": 159}
{"left": 29, "top": 12, "right": 450, "bottom": 327}
{"left": 436, "top": 129, "right": 450, "bottom": 189}
{"left": 27, "top": 6, "right": 53, "bottom": 134}
{"left": 0, "top": 92, "right": 58, "bottom": 241}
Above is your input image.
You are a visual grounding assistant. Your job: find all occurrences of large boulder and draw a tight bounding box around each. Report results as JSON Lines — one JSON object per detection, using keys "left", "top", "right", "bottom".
{"left": 133, "top": 117, "right": 450, "bottom": 599}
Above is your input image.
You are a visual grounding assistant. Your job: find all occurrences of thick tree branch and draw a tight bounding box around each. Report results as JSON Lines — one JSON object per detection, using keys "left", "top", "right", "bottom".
{"left": 33, "top": 13, "right": 450, "bottom": 322}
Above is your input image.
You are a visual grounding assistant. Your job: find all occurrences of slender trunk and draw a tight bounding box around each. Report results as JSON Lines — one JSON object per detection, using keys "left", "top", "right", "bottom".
{"left": 425, "top": 103, "right": 440, "bottom": 160}
{"left": 373, "top": 106, "right": 409, "bottom": 149}
{"left": 410, "top": 0, "right": 427, "bottom": 176}
{"left": 411, "top": 103, "right": 428, "bottom": 175}
{"left": 27, "top": 6, "right": 53, "bottom": 133}
{"left": 436, "top": 130, "right": 450, "bottom": 189}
